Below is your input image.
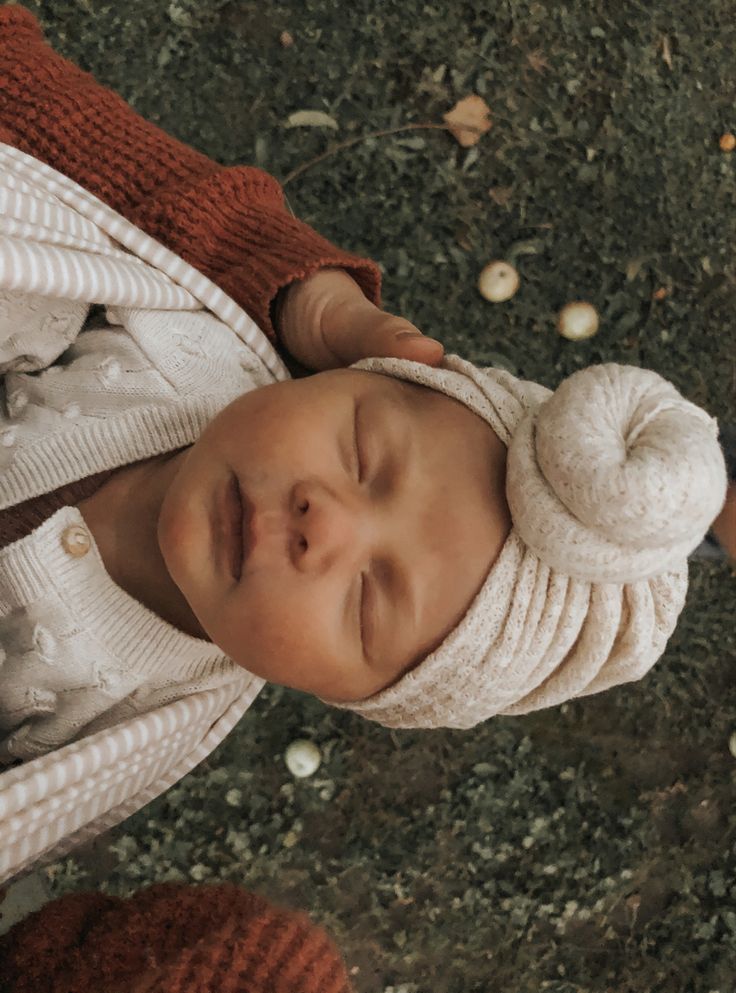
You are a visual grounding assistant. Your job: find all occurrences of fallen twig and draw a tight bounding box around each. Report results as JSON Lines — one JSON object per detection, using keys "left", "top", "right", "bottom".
{"left": 282, "top": 121, "right": 457, "bottom": 186}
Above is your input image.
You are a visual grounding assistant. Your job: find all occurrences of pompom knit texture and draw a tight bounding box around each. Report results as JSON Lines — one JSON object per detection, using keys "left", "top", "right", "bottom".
{"left": 0, "top": 141, "right": 288, "bottom": 882}
{"left": 0, "top": 882, "right": 354, "bottom": 993}
{"left": 0, "top": 141, "right": 283, "bottom": 767}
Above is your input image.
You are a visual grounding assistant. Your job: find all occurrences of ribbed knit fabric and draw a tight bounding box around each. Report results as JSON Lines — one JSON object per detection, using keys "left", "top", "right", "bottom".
{"left": 0, "top": 883, "right": 354, "bottom": 993}
{"left": 0, "top": 470, "right": 114, "bottom": 549}
{"left": 332, "top": 356, "right": 728, "bottom": 729}
{"left": 0, "top": 5, "right": 382, "bottom": 339}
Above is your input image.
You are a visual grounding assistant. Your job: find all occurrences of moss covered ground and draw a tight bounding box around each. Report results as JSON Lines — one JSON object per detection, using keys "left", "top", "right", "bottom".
{"left": 17, "top": 1, "right": 736, "bottom": 990}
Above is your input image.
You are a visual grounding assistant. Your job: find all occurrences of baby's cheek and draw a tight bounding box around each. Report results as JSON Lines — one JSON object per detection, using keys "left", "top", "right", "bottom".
{"left": 221, "top": 584, "right": 299, "bottom": 667}
{"left": 227, "top": 582, "right": 340, "bottom": 690}
{"left": 158, "top": 478, "right": 207, "bottom": 580}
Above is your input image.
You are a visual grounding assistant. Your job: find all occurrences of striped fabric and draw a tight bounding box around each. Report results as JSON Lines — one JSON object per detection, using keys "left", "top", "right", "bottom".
{"left": 0, "top": 679, "right": 262, "bottom": 882}
{"left": 0, "top": 144, "right": 289, "bottom": 381}
{"left": 0, "top": 143, "right": 288, "bottom": 883}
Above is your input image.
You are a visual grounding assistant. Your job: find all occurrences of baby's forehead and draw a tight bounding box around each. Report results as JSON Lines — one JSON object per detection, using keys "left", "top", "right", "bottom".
{"left": 300, "top": 365, "right": 428, "bottom": 412}
{"left": 348, "top": 366, "right": 436, "bottom": 409}
{"left": 306, "top": 366, "right": 501, "bottom": 446}
{"left": 356, "top": 367, "right": 501, "bottom": 439}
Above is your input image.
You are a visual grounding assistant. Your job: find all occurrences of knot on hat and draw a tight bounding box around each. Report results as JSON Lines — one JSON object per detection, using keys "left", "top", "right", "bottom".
{"left": 507, "top": 363, "right": 727, "bottom": 582}
{"left": 341, "top": 354, "right": 727, "bottom": 729}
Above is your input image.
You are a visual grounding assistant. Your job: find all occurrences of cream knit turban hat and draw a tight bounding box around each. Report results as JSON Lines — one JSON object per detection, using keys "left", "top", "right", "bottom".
{"left": 329, "top": 356, "right": 727, "bottom": 729}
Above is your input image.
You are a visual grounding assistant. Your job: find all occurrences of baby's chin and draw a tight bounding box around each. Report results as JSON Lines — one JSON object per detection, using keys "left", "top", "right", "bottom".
{"left": 156, "top": 503, "right": 185, "bottom": 589}
{"left": 152, "top": 519, "right": 210, "bottom": 642}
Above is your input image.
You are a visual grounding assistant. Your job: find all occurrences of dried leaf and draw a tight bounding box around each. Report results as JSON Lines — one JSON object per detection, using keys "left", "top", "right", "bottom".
{"left": 443, "top": 94, "right": 492, "bottom": 148}
{"left": 661, "top": 35, "right": 673, "bottom": 70}
{"left": 488, "top": 185, "right": 513, "bottom": 207}
{"left": 625, "top": 256, "right": 648, "bottom": 281}
{"left": 525, "top": 48, "right": 550, "bottom": 74}
{"left": 285, "top": 110, "right": 339, "bottom": 130}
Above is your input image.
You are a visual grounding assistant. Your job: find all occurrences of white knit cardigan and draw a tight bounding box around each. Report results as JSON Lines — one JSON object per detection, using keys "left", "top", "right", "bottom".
{"left": 0, "top": 143, "right": 289, "bottom": 883}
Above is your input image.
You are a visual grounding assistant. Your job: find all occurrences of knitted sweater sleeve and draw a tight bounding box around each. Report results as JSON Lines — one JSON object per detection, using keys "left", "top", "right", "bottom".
{"left": 0, "top": 5, "right": 382, "bottom": 340}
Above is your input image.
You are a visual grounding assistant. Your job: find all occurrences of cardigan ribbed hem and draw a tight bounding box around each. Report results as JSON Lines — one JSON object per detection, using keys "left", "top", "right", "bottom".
{"left": 0, "top": 505, "right": 244, "bottom": 684}
{"left": 0, "top": 393, "right": 234, "bottom": 512}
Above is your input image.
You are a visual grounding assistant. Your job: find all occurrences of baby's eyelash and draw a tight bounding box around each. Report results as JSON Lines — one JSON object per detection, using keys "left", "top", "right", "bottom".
{"left": 353, "top": 401, "right": 363, "bottom": 482}
{"left": 359, "top": 572, "right": 366, "bottom": 647}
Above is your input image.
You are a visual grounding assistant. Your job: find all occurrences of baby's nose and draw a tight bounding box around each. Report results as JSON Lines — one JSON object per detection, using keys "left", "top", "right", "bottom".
{"left": 290, "top": 480, "right": 369, "bottom": 573}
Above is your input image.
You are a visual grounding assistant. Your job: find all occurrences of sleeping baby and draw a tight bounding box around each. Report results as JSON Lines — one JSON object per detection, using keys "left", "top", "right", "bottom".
{"left": 0, "top": 142, "right": 727, "bottom": 765}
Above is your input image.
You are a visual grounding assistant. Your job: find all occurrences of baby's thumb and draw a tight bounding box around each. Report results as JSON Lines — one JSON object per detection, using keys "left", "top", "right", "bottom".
{"left": 366, "top": 316, "right": 444, "bottom": 366}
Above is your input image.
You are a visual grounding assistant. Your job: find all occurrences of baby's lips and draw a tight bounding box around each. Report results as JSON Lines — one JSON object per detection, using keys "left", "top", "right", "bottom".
{"left": 237, "top": 480, "right": 255, "bottom": 565}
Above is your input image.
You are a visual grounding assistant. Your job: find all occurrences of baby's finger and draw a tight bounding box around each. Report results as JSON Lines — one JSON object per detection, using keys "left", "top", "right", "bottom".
{"left": 362, "top": 317, "right": 444, "bottom": 366}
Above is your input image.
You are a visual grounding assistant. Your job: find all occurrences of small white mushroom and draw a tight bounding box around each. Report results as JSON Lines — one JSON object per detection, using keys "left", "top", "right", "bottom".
{"left": 478, "top": 261, "right": 520, "bottom": 302}
{"left": 285, "top": 739, "right": 321, "bottom": 778}
{"left": 557, "top": 301, "right": 599, "bottom": 340}
{"left": 728, "top": 731, "right": 736, "bottom": 759}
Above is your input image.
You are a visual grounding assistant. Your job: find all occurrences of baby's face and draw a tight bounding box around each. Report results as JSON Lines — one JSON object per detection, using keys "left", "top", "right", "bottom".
{"left": 157, "top": 369, "right": 510, "bottom": 702}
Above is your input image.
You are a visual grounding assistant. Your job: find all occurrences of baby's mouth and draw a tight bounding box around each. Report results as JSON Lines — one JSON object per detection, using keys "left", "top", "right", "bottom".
{"left": 236, "top": 481, "right": 255, "bottom": 571}
{"left": 233, "top": 476, "right": 255, "bottom": 579}
{"left": 230, "top": 474, "right": 254, "bottom": 581}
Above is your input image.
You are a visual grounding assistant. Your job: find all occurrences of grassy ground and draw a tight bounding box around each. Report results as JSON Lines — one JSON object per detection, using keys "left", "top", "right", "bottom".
{"left": 15, "top": 1, "right": 736, "bottom": 990}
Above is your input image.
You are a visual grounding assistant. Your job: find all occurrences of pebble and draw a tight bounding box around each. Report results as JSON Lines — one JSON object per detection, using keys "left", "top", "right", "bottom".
{"left": 728, "top": 731, "right": 736, "bottom": 758}
{"left": 557, "top": 301, "right": 599, "bottom": 340}
{"left": 283, "top": 830, "right": 299, "bottom": 848}
{"left": 478, "top": 260, "right": 520, "bottom": 302}
{"left": 285, "top": 739, "right": 321, "bottom": 778}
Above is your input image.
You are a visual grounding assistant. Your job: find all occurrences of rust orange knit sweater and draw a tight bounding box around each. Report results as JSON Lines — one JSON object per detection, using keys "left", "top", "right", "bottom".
{"left": 0, "top": 6, "right": 381, "bottom": 339}
{"left": 0, "top": 882, "right": 355, "bottom": 993}
{"left": 0, "top": 5, "right": 382, "bottom": 549}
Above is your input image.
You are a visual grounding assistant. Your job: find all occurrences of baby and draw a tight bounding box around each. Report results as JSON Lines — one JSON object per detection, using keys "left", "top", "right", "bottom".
{"left": 0, "top": 131, "right": 727, "bottom": 762}
{"left": 0, "top": 6, "right": 729, "bottom": 765}
{"left": 85, "top": 364, "right": 511, "bottom": 705}
{"left": 0, "top": 164, "right": 731, "bottom": 770}
{"left": 81, "top": 350, "right": 727, "bottom": 733}
{"left": 0, "top": 13, "right": 732, "bottom": 886}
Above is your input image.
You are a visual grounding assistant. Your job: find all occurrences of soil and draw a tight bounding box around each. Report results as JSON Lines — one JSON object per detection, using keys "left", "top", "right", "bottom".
{"left": 15, "top": 1, "right": 736, "bottom": 990}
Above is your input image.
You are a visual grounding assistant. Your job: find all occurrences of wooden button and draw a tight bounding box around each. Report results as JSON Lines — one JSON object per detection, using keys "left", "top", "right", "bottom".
{"left": 61, "top": 524, "right": 91, "bottom": 558}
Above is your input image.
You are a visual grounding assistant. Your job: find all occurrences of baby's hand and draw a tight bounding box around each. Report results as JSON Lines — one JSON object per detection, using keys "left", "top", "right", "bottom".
{"left": 276, "top": 268, "right": 444, "bottom": 371}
